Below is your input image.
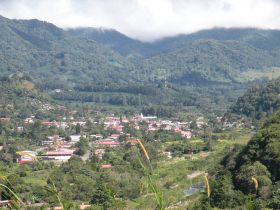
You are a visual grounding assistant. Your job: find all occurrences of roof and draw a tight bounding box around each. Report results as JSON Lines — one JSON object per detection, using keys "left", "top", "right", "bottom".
{"left": 80, "top": 204, "right": 91, "bottom": 209}
{"left": 96, "top": 141, "right": 120, "bottom": 145}
{"left": 101, "top": 164, "right": 112, "bottom": 169}
{"left": 19, "top": 159, "right": 34, "bottom": 164}
{"left": 110, "top": 134, "right": 121, "bottom": 137}
{"left": 42, "top": 122, "right": 66, "bottom": 125}
{"left": 46, "top": 150, "right": 73, "bottom": 156}
{"left": 126, "top": 139, "right": 139, "bottom": 145}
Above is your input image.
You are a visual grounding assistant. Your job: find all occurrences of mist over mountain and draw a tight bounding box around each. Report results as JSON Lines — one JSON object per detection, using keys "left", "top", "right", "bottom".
{"left": 1, "top": 15, "right": 280, "bottom": 112}
{"left": 2, "top": 3, "right": 280, "bottom": 208}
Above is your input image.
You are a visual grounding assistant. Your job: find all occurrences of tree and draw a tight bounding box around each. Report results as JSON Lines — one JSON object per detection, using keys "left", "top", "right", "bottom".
{"left": 74, "top": 138, "right": 89, "bottom": 156}
{"left": 91, "top": 182, "right": 114, "bottom": 209}
{"left": 235, "top": 161, "right": 272, "bottom": 194}
{"left": 211, "top": 170, "right": 244, "bottom": 208}
{"left": 75, "top": 123, "right": 81, "bottom": 134}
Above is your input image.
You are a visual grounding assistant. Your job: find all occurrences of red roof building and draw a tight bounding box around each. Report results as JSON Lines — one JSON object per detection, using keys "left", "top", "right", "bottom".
{"left": 95, "top": 141, "right": 120, "bottom": 147}
{"left": 100, "top": 164, "right": 112, "bottom": 169}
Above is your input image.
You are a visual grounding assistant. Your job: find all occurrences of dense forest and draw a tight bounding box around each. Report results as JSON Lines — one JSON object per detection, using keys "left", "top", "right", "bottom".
{"left": 2, "top": 15, "right": 280, "bottom": 113}
{"left": 201, "top": 108, "right": 280, "bottom": 209}
{"left": 225, "top": 78, "right": 280, "bottom": 122}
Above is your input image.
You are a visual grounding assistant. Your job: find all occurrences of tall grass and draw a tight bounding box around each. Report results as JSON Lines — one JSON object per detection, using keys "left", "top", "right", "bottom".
{"left": 204, "top": 173, "right": 211, "bottom": 208}
{"left": 137, "top": 139, "right": 165, "bottom": 210}
{"left": 246, "top": 176, "right": 259, "bottom": 210}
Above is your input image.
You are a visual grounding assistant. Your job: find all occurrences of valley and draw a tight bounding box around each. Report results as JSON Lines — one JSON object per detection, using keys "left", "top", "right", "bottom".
{"left": 0, "top": 14, "right": 280, "bottom": 210}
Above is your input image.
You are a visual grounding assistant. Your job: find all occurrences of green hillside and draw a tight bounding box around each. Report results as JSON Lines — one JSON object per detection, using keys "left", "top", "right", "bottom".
{"left": 205, "top": 109, "right": 280, "bottom": 209}
{"left": 0, "top": 16, "right": 135, "bottom": 87}
{"left": 225, "top": 78, "right": 280, "bottom": 122}
{"left": 0, "top": 74, "right": 63, "bottom": 119}
{"left": 2, "top": 16, "right": 280, "bottom": 113}
{"left": 142, "top": 39, "right": 279, "bottom": 84}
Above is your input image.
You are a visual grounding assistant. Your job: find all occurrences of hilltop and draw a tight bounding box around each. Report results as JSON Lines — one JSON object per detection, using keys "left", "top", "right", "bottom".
{"left": 2, "top": 16, "right": 280, "bottom": 113}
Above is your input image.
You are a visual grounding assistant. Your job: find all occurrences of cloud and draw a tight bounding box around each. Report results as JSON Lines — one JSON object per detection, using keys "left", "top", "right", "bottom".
{"left": 0, "top": 0, "right": 280, "bottom": 41}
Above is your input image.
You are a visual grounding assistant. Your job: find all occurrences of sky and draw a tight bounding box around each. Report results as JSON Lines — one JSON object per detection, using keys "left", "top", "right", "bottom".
{"left": 0, "top": 0, "right": 280, "bottom": 41}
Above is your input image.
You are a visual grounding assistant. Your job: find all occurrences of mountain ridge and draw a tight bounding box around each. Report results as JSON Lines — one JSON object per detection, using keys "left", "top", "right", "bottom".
{"left": 2, "top": 15, "right": 280, "bottom": 112}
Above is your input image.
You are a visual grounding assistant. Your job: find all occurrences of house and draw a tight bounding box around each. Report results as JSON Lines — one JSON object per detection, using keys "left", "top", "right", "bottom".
{"left": 72, "top": 121, "right": 87, "bottom": 126}
{"left": 80, "top": 203, "right": 91, "bottom": 210}
{"left": 42, "top": 135, "right": 64, "bottom": 146}
{"left": 0, "top": 200, "right": 12, "bottom": 208}
{"left": 53, "top": 203, "right": 90, "bottom": 210}
{"left": 24, "top": 118, "right": 34, "bottom": 124}
{"left": 39, "top": 149, "right": 74, "bottom": 161}
{"left": 111, "top": 125, "right": 123, "bottom": 132}
{"left": 108, "top": 134, "right": 120, "bottom": 140}
{"left": 181, "top": 131, "right": 192, "bottom": 139}
{"left": 59, "top": 142, "right": 73, "bottom": 149}
{"left": 70, "top": 135, "right": 86, "bottom": 142}
{"left": 100, "top": 164, "right": 112, "bottom": 169}
{"left": 163, "top": 125, "right": 172, "bottom": 131}
{"left": 42, "top": 121, "right": 68, "bottom": 129}
{"left": 196, "top": 117, "right": 205, "bottom": 128}
{"left": 0, "top": 117, "right": 11, "bottom": 122}
{"left": 94, "top": 149, "right": 105, "bottom": 159}
{"left": 125, "top": 139, "right": 138, "bottom": 145}
{"left": 140, "top": 113, "right": 157, "bottom": 121}
{"left": 90, "top": 134, "right": 103, "bottom": 140}
{"left": 95, "top": 141, "right": 120, "bottom": 147}
{"left": 121, "top": 118, "right": 129, "bottom": 123}
{"left": 16, "top": 151, "right": 37, "bottom": 164}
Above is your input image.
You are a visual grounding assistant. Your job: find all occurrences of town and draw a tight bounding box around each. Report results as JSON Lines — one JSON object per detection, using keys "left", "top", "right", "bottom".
{"left": 16, "top": 113, "right": 204, "bottom": 165}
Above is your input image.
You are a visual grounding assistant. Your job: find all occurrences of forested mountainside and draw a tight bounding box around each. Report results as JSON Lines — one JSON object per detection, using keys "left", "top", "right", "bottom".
{"left": 2, "top": 15, "right": 280, "bottom": 112}
{"left": 70, "top": 27, "right": 280, "bottom": 84}
{"left": 0, "top": 15, "right": 135, "bottom": 86}
{"left": 225, "top": 78, "right": 280, "bottom": 122}
{"left": 69, "top": 27, "right": 280, "bottom": 56}
{"left": 0, "top": 74, "right": 63, "bottom": 119}
{"left": 202, "top": 109, "right": 280, "bottom": 209}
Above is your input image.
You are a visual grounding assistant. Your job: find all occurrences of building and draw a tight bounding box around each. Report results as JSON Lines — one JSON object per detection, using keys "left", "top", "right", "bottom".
{"left": 95, "top": 141, "right": 121, "bottom": 147}
{"left": 16, "top": 151, "right": 37, "bottom": 164}
{"left": 39, "top": 150, "right": 74, "bottom": 161}
{"left": 100, "top": 164, "right": 112, "bottom": 169}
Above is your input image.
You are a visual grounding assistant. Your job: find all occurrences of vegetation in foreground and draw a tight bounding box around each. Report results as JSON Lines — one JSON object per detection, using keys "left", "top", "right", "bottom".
{"left": 198, "top": 109, "right": 280, "bottom": 209}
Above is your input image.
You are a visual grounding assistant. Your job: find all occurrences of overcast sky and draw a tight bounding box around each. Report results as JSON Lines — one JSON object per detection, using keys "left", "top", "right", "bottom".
{"left": 0, "top": 0, "right": 280, "bottom": 41}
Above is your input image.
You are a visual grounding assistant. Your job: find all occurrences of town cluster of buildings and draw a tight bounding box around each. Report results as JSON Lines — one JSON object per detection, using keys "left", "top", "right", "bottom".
{"left": 17, "top": 134, "right": 86, "bottom": 163}
{"left": 17, "top": 113, "right": 206, "bottom": 164}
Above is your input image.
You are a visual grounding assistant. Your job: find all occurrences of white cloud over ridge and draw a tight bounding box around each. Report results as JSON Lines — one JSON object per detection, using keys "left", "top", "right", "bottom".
{"left": 0, "top": 0, "right": 280, "bottom": 41}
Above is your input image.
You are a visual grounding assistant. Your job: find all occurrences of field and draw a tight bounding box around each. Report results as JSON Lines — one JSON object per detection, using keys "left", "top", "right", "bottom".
{"left": 236, "top": 67, "right": 280, "bottom": 82}
{"left": 125, "top": 129, "right": 253, "bottom": 209}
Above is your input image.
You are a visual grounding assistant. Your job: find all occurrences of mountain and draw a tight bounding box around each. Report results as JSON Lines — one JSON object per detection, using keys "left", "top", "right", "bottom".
{"left": 69, "top": 27, "right": 280, "bottom": 56}
{"left": 0, "top": 15, "right": 135, "bottom": 87}
{"left": 68, "top": 27, "right": 145, "bottom": 56}
{"left": 69, "top": 26, "right": 280, "bottom": 84}
{"left": 225, "top": 78, "right": 280, "bottom": 122}
{"left": 3, "top": 15, "right": 280, "bottom": 113}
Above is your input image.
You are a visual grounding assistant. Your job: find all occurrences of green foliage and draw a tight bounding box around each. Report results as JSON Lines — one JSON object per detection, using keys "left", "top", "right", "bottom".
{"left": 210, "top": 170, "right": 245, "bottom": 208}
{"left": 91, "top": 182, "right": 114, "bottom": 209}
{"left": 74, "top": 137, "right": 88, "bottom": 156}
{"left": 210, "top": 108, "right": 280, "bottom": 208}
{"left": 234, "top": 162, "right": 272, "bottom": 194}
{"left": 226, "top": 78, "right": 280, "bottom": 122}
{"left": 3, "top": 16, "right": 280, "bottom": 114}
